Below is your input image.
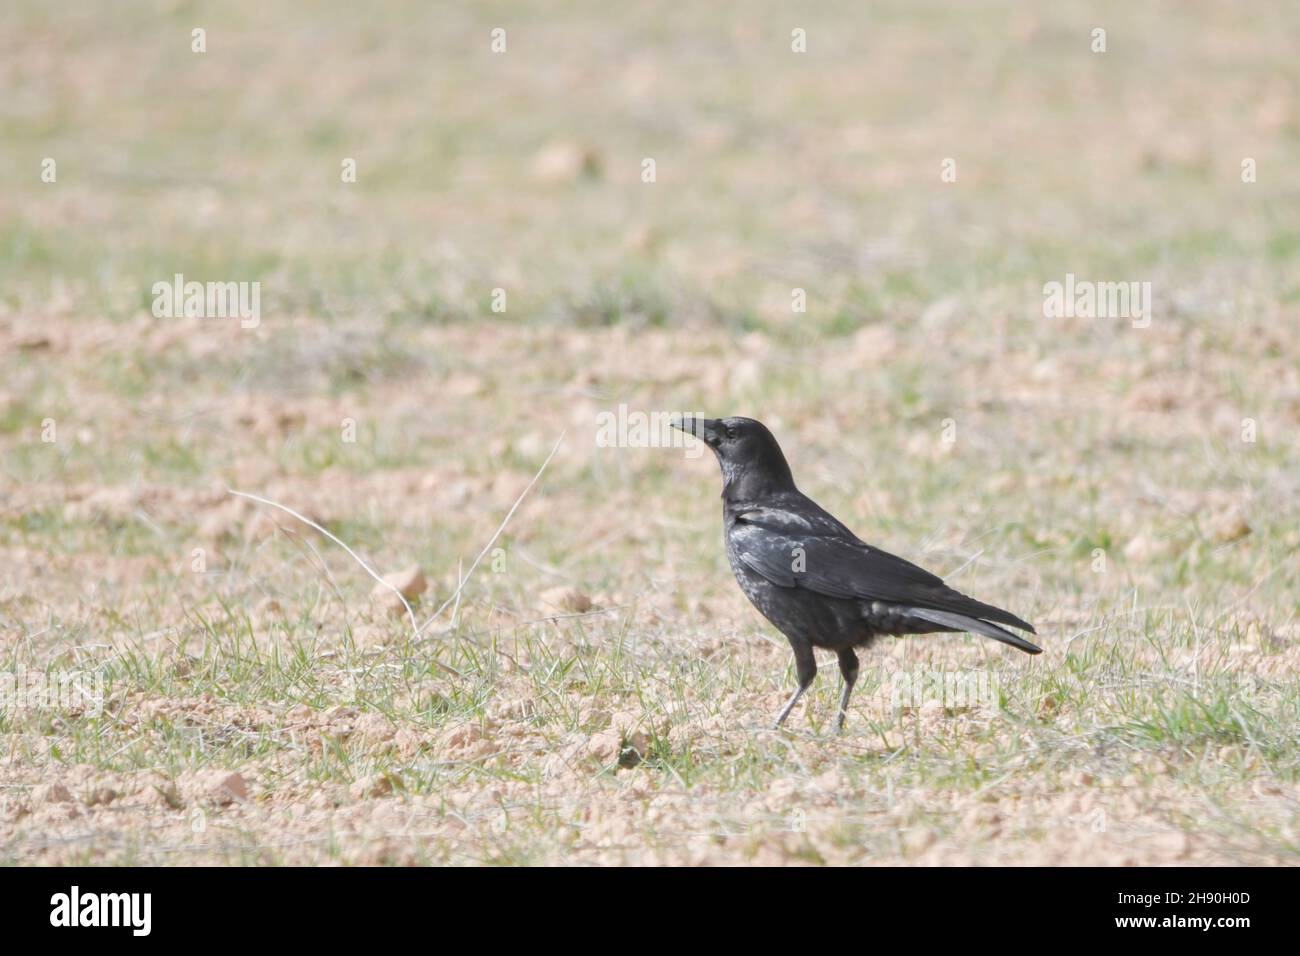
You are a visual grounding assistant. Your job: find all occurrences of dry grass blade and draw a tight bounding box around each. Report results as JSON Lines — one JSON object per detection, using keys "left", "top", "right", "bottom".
{"left": 226, "top": 487, "right": 420, "bottom": 640}
{"left": 418, "top": 431, "right": 566, "bottom": 636}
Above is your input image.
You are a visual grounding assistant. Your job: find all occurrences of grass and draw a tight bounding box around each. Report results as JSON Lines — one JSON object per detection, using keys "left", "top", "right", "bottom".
{"left": 0, "top": 0, "right": 1297, "bottom": 864}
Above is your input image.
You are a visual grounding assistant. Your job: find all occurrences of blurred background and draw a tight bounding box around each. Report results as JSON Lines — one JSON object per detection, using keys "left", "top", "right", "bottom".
{"left": 0, "top": 2, "right": 1296, "bottom": 865}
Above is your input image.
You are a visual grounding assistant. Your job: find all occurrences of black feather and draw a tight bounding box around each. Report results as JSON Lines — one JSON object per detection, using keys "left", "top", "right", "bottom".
{"left": 671, "top": 415, "right": 1042, "bottom": 730}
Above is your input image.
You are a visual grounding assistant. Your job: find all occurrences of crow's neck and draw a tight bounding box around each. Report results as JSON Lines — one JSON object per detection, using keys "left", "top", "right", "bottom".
{"left": 720, "top": 456, "right": 796, "bottom": 504}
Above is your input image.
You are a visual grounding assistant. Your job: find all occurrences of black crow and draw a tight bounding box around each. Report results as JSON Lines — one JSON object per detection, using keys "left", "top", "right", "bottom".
{"left": 671, "top": 416, "right": 1040, "bottom": 731}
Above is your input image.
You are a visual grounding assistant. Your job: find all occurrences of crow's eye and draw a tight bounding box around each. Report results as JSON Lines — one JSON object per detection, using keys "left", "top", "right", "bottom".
{"left": 724, "top": 426, "right": 738, "bottom": 440}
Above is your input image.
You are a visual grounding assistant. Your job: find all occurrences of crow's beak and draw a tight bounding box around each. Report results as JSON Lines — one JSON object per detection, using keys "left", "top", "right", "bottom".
{"left": 670, "top": 416, "right": 722, "bottom": 447}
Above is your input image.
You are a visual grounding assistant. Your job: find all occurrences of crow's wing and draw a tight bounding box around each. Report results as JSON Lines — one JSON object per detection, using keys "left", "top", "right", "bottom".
{"left": 730, "top": 507, "right": 1035, "bottom": 634}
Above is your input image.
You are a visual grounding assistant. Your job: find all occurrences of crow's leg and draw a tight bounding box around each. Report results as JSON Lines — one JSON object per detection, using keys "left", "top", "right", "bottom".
{"left": 834, "top": 648, "right": 860, "bottom": 732}
{"left": 774, "top": 641, "right": 816, "bottom": 728}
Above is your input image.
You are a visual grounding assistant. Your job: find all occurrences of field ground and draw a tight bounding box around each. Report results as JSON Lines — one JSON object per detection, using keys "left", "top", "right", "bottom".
{"left": 1, "top": 1, "right": 1298, "bottom": 864}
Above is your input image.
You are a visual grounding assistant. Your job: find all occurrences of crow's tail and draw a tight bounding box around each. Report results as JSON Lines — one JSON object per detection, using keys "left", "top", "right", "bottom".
{"left": 903, "top": 607, "right": 1042, "bottom": 654}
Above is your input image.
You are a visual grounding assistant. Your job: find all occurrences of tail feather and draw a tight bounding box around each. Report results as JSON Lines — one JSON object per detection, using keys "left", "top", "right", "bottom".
{"left": 904, "top": 607, "right": 1042, "bottom": 654}
{"left": 933, "top": 591, "right": 1036, "bottom": 634}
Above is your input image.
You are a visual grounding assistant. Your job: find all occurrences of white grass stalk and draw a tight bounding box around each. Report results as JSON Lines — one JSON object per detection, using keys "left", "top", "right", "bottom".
{"left": 418, "top": 431, "right": 565, "bottom": 635}
{"left": 226, "top": 487, "right": 419, "bottom": 640}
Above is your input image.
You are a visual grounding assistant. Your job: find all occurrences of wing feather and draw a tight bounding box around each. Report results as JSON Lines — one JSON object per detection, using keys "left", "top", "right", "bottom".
{"left": 731, "top": 508, "right": 1035, "bottom": 634}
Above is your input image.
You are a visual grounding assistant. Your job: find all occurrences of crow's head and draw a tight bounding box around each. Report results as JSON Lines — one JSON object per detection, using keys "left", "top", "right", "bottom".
{"left": 670, "top": 416, "right": 795, "bottom": 495}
